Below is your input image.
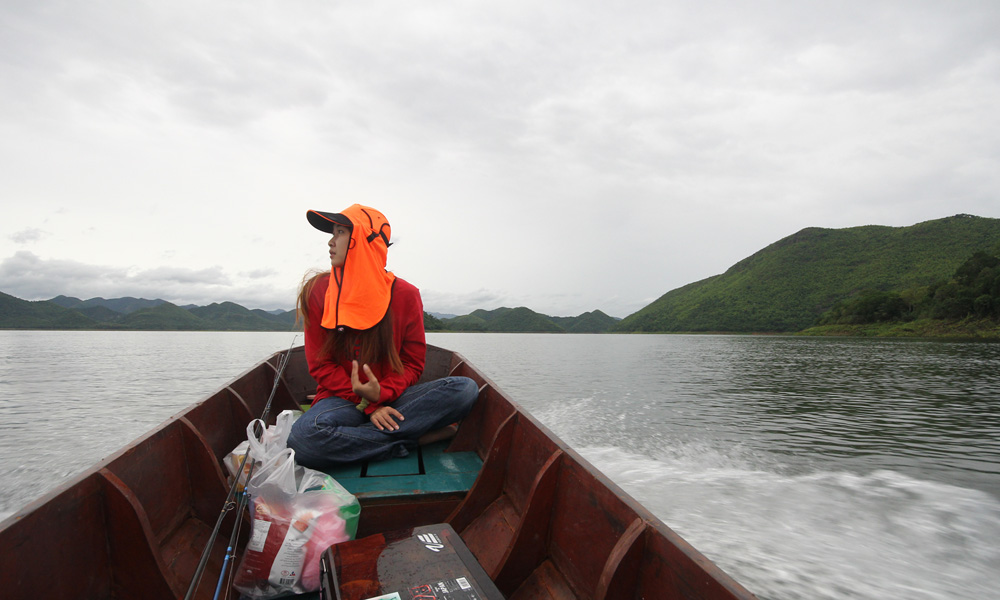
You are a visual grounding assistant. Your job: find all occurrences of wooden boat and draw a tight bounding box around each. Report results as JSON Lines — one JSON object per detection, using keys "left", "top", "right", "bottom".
{"left": 0, "top": 345, "right": 758, "bottom": 600}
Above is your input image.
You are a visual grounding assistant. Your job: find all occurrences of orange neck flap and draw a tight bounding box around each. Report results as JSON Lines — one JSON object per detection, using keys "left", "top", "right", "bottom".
{"left": 321, "top": 204, "right": 396, "bottom": 331}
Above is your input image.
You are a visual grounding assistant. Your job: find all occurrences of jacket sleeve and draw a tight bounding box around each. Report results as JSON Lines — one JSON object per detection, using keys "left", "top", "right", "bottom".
{"left": 369, "top": 280, "right": 426, "bottom": 412}
{"left": 303, "top": 275, "right": 357, "bottom": 404}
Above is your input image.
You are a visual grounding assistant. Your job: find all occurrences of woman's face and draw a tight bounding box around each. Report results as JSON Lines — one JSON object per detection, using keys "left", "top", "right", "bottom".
{"left": 328, "top": 225, "right": 351, "bottom": 268}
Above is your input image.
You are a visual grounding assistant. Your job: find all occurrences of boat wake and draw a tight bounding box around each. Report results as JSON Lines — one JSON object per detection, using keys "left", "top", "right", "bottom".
{"left": 527, "top": 397, "right": 1000, "bottom": 600}
{"left": 575, "top": 445, "right": 1000, "bottom": 600}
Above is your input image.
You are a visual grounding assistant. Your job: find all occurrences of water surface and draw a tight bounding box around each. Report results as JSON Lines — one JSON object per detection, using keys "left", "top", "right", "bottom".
{"left": 1, "top": 331, "right": 998, "bottom": 600}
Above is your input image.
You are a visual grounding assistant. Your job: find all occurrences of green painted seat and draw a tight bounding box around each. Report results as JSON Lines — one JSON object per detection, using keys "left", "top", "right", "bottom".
{"left": 321, "top": 440, "right": 483, "bottom": 500}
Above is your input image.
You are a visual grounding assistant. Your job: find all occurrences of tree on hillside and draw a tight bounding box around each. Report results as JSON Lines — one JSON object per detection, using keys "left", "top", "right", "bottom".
{"left": 424, "top": 312, "right": 445, "bottom": 331}
{"left": 819, "top": 291, "right": 912, "bottom": 325}
{"left": 923, "top": 251, "right": 1000, "bottom": 319}
{"left": 820, "top": 250, "right": 1000, "bottom": 325}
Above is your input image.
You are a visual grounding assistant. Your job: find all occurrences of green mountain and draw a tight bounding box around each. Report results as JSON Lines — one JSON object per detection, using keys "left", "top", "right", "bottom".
{"left": 424, "top": 312, "right": 446, "bottom": 331}
{"left": 0, "top": 291, "right": 98, "bottom": 329}
{"left": 119, "top": 303, "right": 209, "bottom": 330}
{"left": 188, "top": 302, "right": 294, "bottom": 331}
{"left": 444, "top": 314, "right": 489, "bottom": 331}
{"left": 47, "top": 295, "right": 84, "bottom": 309}
{"left": 253, "top": 308, "right": 298, "bottom": 328}
{"left": 441, "top": 306, "right": 618, "bottom": 333}
{"left": 552, "top": 310, "right": 619, "bottom": 333}
{"left": 615, "top": 214, "right": 1000, "bottom": 333}
{"left": 485, "top": 307, "right": 564, "bottom": 332}
{"left": 445, "top": 307, "right": 558, "bottom": 332}
{"left": 0, "top": 292, "right": 299, "bottom": 331}
{"left": 49, "top": 295, "right": 166, "bottom": 313}
{"left": 74, "top": 305, "right": 122, "bottom": 322}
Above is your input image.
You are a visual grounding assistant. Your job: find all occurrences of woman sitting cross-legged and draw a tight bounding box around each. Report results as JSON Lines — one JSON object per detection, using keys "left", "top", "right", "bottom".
{"left": 287, "top": 204, "right": 479, "bottom": 470}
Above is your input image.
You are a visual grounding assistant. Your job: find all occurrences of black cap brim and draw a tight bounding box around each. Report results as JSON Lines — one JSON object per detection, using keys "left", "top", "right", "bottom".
{"left": 307, "top": 210, "right": 353, "bottom": 233}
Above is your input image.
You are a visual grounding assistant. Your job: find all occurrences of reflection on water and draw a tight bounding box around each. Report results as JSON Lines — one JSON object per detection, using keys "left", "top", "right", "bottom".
{"left": 2, "top": 331, "right": 998, "bottom": 600}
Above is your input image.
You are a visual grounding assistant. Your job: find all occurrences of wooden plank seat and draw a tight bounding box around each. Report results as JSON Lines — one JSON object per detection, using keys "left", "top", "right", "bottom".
{"left": 321, "top": 441, "right": 484, "bottom": 539}
{"left": 323, "top": 441, "right": 483, "bottom": 499}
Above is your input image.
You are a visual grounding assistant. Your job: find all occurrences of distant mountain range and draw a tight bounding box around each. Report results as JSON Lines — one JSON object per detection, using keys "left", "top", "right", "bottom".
{"left": 3, "top": 214, "right": 997, "bottom": 335}
{"left": 0, "top": 293, "right": 620, "bottom": 333}
{"left": 1, "top": 294, "right": 298, "bottom": 331}
{"left": 430, "top": 307, "right": 620, "bottom": 333}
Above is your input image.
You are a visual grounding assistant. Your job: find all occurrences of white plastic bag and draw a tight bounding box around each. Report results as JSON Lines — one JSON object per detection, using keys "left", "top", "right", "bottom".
{"left": 245, "top": 410, "right": 298, "bottom": 464}
{"left": 224, "top": 410, "right": 299, "bottom": 490}
{"left": 231, "top": 416, "right": 360, "bottom": 598}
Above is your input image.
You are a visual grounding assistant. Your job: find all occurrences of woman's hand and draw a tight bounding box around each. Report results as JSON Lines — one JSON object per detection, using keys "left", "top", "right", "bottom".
{"left": 370, "top": 405, "right": 404, "bottom": 431}
{"left": 351, "top": 360, "right": 381, "bottom": 403}
{"left": 352, "top": 360, "right": 402, "bottom": 430}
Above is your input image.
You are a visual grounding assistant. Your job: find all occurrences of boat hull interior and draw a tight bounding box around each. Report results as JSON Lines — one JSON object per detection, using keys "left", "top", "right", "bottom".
{"left": 0, "top": 345, "right": 757, "bottom": 600}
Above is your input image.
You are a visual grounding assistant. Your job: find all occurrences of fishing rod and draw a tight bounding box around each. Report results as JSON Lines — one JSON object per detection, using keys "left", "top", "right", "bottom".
{"left": 211, "top": 429, "right": 262, "bottom": 600}
{"left": 210, "top": 340, "right": 297, "bottom": 600}
{"left": 184, "top": 338, "right": 297, "bottom": 600}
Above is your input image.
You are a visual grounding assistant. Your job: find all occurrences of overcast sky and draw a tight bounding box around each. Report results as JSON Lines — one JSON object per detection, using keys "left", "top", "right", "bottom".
{"left": 2, "top": 1, "right": 998, "bottom": 318}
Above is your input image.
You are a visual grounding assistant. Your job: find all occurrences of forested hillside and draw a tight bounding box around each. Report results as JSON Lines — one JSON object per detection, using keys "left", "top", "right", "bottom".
{"left": 0, "top": 294, "right": 299, "bottom": 331}
{"left": 802, "top": 249, "right": 1000, "bottom": 336}
{"left": 615, "top": 214, "right": 1000, "bottom": 333}
{"left": 0, "top": 291, "right": 98, "bottom": 329}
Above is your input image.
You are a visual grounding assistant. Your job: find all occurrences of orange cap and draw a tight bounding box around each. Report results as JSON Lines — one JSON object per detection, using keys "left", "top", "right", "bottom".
{"left": 307, "top": 205, "right": 396, "bottom": 330}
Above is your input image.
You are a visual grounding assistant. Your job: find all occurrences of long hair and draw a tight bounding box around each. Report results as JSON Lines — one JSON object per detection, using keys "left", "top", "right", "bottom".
{"left": 298, "top": 272, "right": 404, "bottom": 374}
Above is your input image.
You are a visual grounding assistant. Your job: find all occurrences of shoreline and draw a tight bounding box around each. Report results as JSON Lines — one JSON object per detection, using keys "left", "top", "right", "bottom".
{"left": 5, "top": 319, "right": 999, "bottom": 339}
{"left": 797, "top": 317, "right": 1000, "bottom": 339}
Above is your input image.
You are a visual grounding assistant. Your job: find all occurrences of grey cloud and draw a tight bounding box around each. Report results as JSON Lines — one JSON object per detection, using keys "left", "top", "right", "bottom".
{"left": 1, "top": 2, "right": 330, "bottom": 130}
{"left": 0, "top": 251, "right": 127, "bottom": 291}
{"left": 1, "top": 1, "right": 998, "bottom": 319}
{"left": 9, "top": 228, "right": 46, "bottom": 244}
{"left": 242, "top": 268, "right": 278, "bottom": 280}
{"left": 140, "top": 265, "right": 230, "bottom": 286}
{"left": 10, "top": 1, "right": 997, "bottom": 169}
{"left": 0, "top": 251, "right": 289, "bottom": 309}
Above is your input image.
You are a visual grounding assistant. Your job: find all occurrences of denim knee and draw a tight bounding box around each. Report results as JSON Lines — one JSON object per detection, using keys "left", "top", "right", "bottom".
{"left": 453, "top": 376, "right": 479, "bottom": 413}
{"left": 460, "top": 375, "right": 479, "bottom": 398}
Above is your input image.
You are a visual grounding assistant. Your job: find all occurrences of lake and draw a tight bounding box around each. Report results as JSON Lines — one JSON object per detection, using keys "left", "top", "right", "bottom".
{"left": 1, "top": 331, "right": 998, "bottom": 600}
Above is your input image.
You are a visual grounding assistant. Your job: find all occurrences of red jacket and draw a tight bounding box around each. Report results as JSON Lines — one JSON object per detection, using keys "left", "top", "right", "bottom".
{"left": 304, "top": 274, "right": 426, "bottom": 413}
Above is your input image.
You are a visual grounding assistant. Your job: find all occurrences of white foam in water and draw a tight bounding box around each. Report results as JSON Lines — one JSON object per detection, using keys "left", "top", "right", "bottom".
{"left": 576, "top": 445, "right": 1000, "bottom": 600}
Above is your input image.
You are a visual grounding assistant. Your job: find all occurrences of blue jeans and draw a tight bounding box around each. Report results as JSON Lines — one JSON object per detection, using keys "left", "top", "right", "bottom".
{"left": 287, "top": 376, "right": 479, "bottom": 469}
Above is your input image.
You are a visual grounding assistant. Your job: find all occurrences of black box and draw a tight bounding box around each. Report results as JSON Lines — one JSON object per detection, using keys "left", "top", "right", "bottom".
{"left": 320, "top": 523, "right": 504, "bottom": 600}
